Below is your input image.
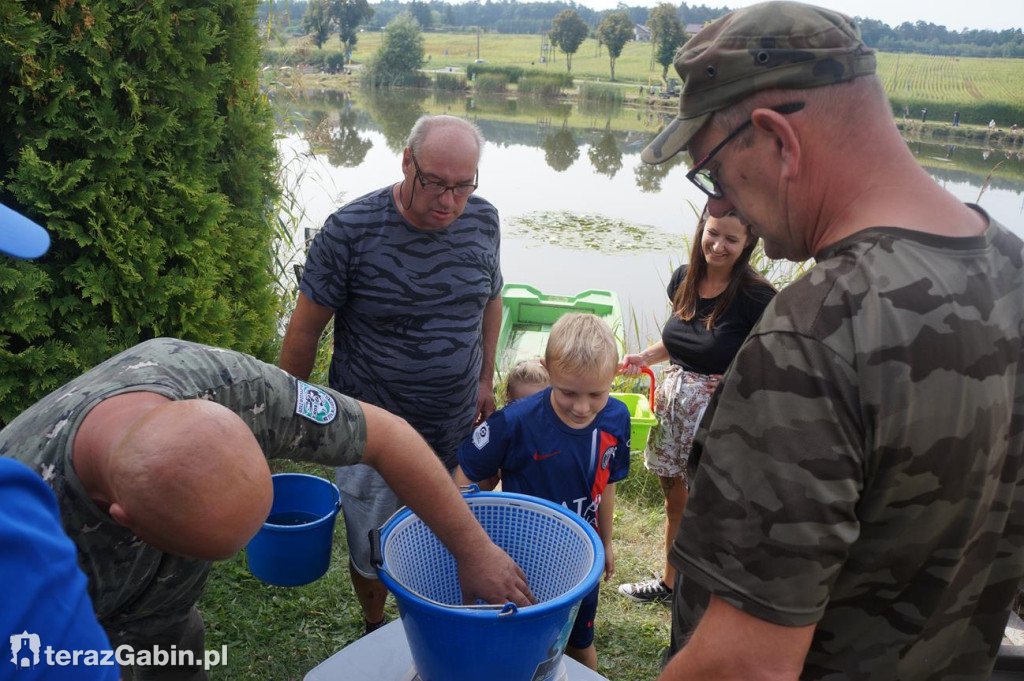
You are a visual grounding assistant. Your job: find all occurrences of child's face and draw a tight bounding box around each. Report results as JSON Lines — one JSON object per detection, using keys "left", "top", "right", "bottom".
{"left": 507, "top": 381, "right": 547, "bottom": 403}
{"left": 545, "top": 362, "right": 615, "bottom": 429}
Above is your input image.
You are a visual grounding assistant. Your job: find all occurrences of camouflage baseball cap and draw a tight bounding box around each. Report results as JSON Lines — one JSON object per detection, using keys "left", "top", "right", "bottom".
{"left": 641, "top": 1, "right": 876, "bottom": 164}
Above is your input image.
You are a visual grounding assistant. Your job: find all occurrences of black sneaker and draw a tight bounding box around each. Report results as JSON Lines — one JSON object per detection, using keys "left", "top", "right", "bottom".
{"left": 364, "top": 615, "right": 389, "bottom": 636}
{"left": 617, "top": 578, "right": 672, "bottom": 603}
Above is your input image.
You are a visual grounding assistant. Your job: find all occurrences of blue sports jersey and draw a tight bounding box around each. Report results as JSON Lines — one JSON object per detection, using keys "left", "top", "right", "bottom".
{"left": 0, "top": 458, "right": 118, "bottom": 679}
{"left": 458, "top": 387, "right": 631, "bottom": 528}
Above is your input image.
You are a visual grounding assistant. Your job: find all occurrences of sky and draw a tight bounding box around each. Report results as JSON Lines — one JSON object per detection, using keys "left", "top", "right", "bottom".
{"left": 575, "top": 0, "right": 1019, "bottom": 32}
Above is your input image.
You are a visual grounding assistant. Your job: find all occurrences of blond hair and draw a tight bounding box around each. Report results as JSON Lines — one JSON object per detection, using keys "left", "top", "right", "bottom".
{"left": 504, "top": 359, "right": 549, "bottom": 402}
{"left": 545, "top": 313, "right": 619, "bottom": 376}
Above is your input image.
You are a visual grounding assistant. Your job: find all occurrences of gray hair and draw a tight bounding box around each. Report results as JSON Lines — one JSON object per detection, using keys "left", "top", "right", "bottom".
{"left": 407, "top": 115, "right": 485, "bottom": 162}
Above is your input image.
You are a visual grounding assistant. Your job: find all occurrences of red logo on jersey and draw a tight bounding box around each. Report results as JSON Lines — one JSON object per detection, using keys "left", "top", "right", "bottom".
{"left": 532, "top": 449, "right": 561, "bottom": 461}
{"left": 590, "top": 432, "right": 619, "bottom": 501}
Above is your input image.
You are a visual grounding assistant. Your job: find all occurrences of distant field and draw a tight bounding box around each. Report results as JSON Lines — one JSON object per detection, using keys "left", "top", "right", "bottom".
{"left": 270, "top": 32, "right": 1024, "bottom": 122}
{"left": 876, "top": 52, "right": 1024, "bottom": 124}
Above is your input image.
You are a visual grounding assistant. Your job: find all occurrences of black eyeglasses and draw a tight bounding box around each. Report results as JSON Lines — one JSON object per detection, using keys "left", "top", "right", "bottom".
{"left": 686, "top": 102, "right": 805, "bottom": 199}
{"left": 411, "top": 154, "right": 478, "bottom": 197}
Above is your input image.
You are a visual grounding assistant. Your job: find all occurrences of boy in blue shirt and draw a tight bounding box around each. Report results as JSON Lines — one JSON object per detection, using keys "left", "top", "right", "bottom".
{"left": 456, "top": 313, "right": 631, "bottom": 671}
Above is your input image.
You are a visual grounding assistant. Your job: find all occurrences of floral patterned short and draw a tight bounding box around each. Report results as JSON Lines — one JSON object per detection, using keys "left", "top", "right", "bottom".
{"left": 643, "top": 364, "right": 720, "bottom": 484}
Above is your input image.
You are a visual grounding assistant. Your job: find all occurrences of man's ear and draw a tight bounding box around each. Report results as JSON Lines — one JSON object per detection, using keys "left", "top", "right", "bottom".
{"left": 108, "top": 502, "right": 133, "bottom": 529}
{"left": 751, "top": 108, "right": 801, "bottom": 181}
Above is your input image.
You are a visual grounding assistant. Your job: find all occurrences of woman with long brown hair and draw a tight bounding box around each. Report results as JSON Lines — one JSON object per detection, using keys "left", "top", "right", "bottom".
{"left": 617, "top": 206, "right": 776, "bottom": 603}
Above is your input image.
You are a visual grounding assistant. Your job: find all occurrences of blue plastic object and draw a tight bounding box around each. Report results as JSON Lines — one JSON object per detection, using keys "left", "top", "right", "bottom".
{"left": 0, "top": 203, "right": 50, "bottom": 259}
{"left": 375, "top": 490, "right": 604, "bottom": 681}
{"left": 246, "top": 473, "right": 340, "bottom": 587}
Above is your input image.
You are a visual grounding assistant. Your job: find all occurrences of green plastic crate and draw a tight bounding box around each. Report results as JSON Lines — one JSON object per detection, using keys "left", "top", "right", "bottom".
{"left": 611, "top": 392, "right": 657, "bottom": 452}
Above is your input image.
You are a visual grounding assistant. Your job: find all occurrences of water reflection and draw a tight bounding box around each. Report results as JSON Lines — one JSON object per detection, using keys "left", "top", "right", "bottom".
{"left": 361, "top": 88, "right": 430, "bottom": 152}
{"left": 304, "top": 104, "right": 374, "bottom": 168}
{"left": 634, "top": 154, "right": 685, "bottom": 194}
{"left": 587, "top": 129, "right": 623, "bottom": 178}
{"left": 276, "top": 88, "right": 1024, "bottom": 344}
{"left": 542, "top": 125, "right": 580, "bottom": 172}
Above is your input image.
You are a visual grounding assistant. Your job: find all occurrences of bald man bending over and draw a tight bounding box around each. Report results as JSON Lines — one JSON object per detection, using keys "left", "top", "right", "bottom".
{"left": 0, "top": 337, "right": 533, "bottom": 680}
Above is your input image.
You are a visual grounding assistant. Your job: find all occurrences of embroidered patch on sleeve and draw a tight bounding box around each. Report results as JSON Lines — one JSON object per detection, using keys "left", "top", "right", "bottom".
{"left": 295, "top": 380, "right": 338, "bottom": 424}
{"left": 601, "top": 444, "right": 615, "bottom": 470}
{"left": 472, "top": 422, "right": 490, "bottom": 449}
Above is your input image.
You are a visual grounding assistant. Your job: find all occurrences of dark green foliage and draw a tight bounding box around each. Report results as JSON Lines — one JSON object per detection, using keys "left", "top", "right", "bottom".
{"left": 303, "top": 0, "right": 332, "bottom": 48}
{"left": 361, "top": 13, "right": 428, "bottom": 87}
{"left": 549, "top": 9, "right": 588, "bottom": 73}
{"left": 648, "top": 3, "right": 686, "bottom": 81}
{"left": 0, "top": 0, "right": 281, "bottom": 424}
{"left": 331, "top": 0, "right": 375, "bottom": 61}
{"left": 364, "top": 0, "right": 603, "bottom": 35}
{"left": 596, "top": 10, "right": 632, "bottom": 81}
{"left": 408, "top": 0, "right": 432, "bottom": 29}
{"left": 858, "top": 18, "right": 1024, "bottom": 57}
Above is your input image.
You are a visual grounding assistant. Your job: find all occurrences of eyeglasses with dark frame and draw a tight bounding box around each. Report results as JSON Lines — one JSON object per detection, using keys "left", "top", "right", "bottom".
{"left": 686, "top": 102, "right": 806, "bottom": 200}
{"left": 410, "top": 154, "right": 478, "bottom": 197}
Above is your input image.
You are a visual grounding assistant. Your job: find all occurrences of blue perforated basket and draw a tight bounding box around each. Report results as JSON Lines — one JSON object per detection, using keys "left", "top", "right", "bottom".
{"left": 372, "top": 490, "right": 604, "bottom": 681}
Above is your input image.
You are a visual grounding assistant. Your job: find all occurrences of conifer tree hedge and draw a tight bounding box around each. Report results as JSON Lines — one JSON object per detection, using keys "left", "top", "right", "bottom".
{"left": 0, "top": 0, "right": 281, "bottom": 424}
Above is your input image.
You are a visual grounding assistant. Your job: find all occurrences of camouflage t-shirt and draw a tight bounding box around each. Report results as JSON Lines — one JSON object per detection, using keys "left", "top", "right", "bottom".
{"left": 673, "top": 213, "right": 1024, "bottom": 680}
{"left": 0, "top": 338, "right": 367, "bottom": 630}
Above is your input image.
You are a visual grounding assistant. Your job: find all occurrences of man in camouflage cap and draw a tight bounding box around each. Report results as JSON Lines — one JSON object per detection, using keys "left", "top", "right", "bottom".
{"left": 645, "top": 2, "right": 1024, "bottom": 680}
{"left": 0, "top": 337, "right": 534, "bottom": 679}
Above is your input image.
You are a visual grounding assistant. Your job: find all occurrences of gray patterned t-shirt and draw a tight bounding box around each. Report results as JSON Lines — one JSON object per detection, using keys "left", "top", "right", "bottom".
{"left": 0, "top": 337, "right": 367, "bottom": 628}
{"left": 674, "top": 213, "right": 1024, "bottom": 680}
{"left": 300, "top": 186, "right": 502, "bottom": 467}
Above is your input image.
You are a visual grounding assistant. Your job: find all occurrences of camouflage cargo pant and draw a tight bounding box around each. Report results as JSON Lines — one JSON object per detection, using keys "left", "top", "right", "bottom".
{"left": 109, "top": 606, "right": 207, "bottom": 681}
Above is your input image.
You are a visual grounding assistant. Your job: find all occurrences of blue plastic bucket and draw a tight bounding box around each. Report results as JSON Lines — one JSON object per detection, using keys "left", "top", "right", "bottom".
{"left": 373, "top": 490, "right": 604, "bottom": 681}
{"left": 246, "top": 473, "right": 340, "bottom": 587}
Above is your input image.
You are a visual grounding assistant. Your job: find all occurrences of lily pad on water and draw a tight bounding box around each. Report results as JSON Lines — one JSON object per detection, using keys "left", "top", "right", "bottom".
{"left": 506, "top": 211, "right": 682, "bottom": 254}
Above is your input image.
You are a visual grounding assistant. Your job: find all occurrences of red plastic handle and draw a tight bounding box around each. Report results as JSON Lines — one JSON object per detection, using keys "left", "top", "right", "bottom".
{"left": 640, "top": 367, "right": 656, "bottom": 412}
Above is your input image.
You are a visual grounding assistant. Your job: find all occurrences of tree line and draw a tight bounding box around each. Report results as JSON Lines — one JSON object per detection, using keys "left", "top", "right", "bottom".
{"left": 259, "top": 1, "right": 1023, "bottom": 58}
{"left": 857, "top": 19, "right": 1024, "bottom": 58}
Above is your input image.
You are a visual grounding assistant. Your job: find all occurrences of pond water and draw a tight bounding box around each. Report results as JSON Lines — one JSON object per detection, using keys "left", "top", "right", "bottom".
{"left": 274, "top": 88, "right": 1024, "bottom": 348}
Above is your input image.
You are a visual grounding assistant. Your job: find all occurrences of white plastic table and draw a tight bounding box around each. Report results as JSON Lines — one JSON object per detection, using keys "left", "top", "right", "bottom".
{"left": 304, "top": 620, "right": 610, "bottom": 681}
